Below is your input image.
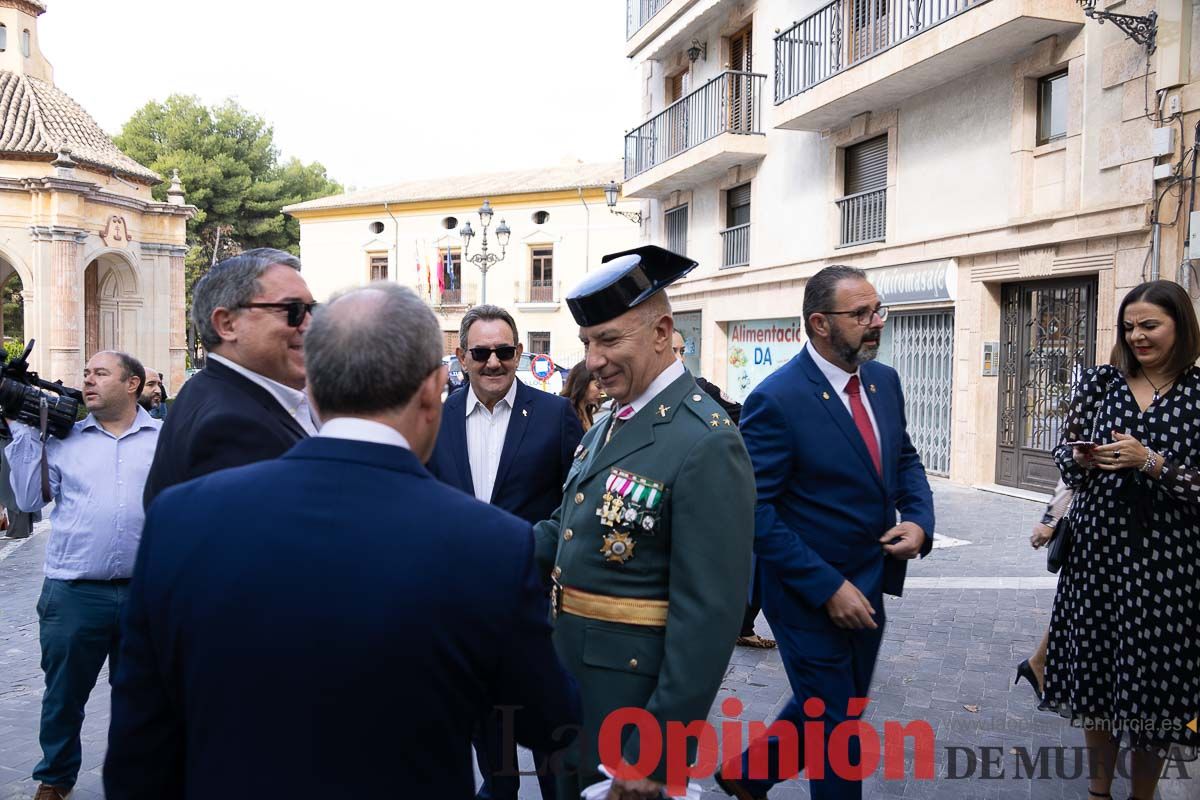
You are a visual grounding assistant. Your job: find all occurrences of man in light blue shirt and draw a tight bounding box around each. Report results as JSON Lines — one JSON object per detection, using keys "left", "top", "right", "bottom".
{"left": 6, "top": 350, "right": 159, "bottom": 800}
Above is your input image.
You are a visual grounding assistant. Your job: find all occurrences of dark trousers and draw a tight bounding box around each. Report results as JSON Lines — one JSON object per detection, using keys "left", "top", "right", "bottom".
{"left": 34, "top": 578, "right": 129, "bottom": 788}
{"left": 734, "top": 609, "right": 885, "bottom": 800}
{"left": 474, "top": 717, "right": 557, "bottom": 800}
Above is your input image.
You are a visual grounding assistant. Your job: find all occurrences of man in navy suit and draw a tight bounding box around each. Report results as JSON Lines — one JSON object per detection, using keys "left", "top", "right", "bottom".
{"left": 144, "top": 248, "right": 318, "bottom": 509}
{"left": 426, "top": 304, "right": 583, "bottom": 800}
{"left": 717, "top": 265, "right": 934, "bottom": 800}
{"left": 104, "top": 283, "right": 579, "bottom": 800}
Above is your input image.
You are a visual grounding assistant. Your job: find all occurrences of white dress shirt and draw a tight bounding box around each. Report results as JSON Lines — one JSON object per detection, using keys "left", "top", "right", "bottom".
{"left": 807, "top": 341, "right": 880, "bottom": 449}
{"left": 465, "top": 379, "right": 519, "bottom": 503}
{"left": 207, "top": 352, "right": 319, "bottom": 435}
{"left": 6, "top": 408, "right": 160, "bottom": 580}
{"left": 317, "top": 417, "right": 410, "bottom": 450}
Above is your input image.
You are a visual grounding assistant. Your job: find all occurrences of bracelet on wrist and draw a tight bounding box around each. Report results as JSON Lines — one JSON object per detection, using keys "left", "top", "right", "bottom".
{"left": 1140, "top": 450, "right": 1159, "bottom": 474}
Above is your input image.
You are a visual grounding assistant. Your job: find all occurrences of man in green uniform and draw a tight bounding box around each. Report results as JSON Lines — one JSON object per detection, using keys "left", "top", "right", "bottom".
{"left": 535, "top": 245, "right": 755, "bottom": 799}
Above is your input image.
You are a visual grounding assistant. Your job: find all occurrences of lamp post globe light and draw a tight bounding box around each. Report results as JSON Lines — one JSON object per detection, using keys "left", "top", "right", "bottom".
{"left": 458, "top": 199, "right": 510, "bottom": 304}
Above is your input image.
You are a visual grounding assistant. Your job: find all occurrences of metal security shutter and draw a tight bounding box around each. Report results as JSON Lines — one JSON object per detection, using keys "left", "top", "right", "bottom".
{"left": 665, "top": 204, "right": 688, "bottom": 255}
{"left": 845, "top": 135, "right": 887, "bottom": 194}
{"left": 890, "top": 311, "right": 954, "bottom": 475}
{"left": 727, "top": 183, "right": 751, "bottom": 226}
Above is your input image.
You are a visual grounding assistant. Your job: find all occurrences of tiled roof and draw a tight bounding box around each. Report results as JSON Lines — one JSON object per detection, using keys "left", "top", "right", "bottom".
{"left": 0, "top": 71, "right": 159, "bottom": 184}
{"left": 284, "top": 160, "right": 623, "bottom": 213}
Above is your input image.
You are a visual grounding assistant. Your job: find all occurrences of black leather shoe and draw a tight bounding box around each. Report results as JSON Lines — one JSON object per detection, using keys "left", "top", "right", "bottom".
{"left": 1014, "top": 659, "right": 1043, "bottom": 702}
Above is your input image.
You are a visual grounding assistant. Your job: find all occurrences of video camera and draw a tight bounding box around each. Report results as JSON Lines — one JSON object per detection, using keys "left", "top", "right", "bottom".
{"left": 0, "top": 340, "right": 83, "bottom": 439}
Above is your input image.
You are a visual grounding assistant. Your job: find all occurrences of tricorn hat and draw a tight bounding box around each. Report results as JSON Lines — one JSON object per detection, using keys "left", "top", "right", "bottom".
{"left": 566, "top": 245, "right": 698, "bottom": 327}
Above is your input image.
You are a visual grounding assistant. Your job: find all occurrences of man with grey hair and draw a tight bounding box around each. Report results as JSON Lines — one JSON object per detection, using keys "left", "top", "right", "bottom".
{"left": 105, "top": 283, "right": 580, "bottom": 799}
{"left": 426, "top": 303, "right": 582, "bottom": 800}
{"left": 143, "top": 247, "right": 317, "bottom": 508}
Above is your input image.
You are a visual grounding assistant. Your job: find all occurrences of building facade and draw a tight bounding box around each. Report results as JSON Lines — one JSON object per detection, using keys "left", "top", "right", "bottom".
{"left": 0, "top": 0, "right": 190, "bottom": 390}
{"left": 285, "top": 162, "right": 641, "bottom": 369}
{"left": 621, "top": 0, "right": 1194, "bottom": 492}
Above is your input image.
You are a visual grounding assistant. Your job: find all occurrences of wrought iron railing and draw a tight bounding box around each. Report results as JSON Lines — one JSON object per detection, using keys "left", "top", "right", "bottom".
{"left": 836, "top": 187, "right": 886, "bottom": 246}
{"left": 627, "top": 0, "right": 670, "bottom": 39}
{"left": 721, "top": 223, "right": 750, "bottom": 268}
{"left": 625, "top": 71, "right": 767, "bottom": 180}
{"left": 775, "top": 0, "right": 988, "bottom": 103}
{"left": 529, "top": 279, "right": 554, "bottom": 303}
{"left": 439, "top": 288, "right": 462, "bottom": 305}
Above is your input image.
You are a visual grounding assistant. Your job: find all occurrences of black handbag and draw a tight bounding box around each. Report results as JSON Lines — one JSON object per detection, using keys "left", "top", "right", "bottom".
{"left": 1046, "top": 507, "right": 1074, "bottom": 574}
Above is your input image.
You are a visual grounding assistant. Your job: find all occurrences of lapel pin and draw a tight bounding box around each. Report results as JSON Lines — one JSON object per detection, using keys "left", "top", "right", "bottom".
{"left": 658, "top": 404, "right": 670, "bottom": 417}
{"left": 869, "top": 384, "right": 877, "bottom": 394}
{"left": 522, "top": 409, "right": 529, "bottom": 417}
{"left": 822, "top": 391, "right": 830, "bottom": 400}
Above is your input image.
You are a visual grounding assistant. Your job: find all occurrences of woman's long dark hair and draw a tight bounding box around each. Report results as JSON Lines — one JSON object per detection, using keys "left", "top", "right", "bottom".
{"left": 1113, "top": 280, "right": 1200, "bottom": 377}
{"left": 561, "top": 361, "right": 598, "bottom": 431}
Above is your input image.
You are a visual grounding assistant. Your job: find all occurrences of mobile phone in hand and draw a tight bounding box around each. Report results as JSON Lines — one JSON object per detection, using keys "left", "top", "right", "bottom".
{"left": 1066, "top": 441, "right": 1097, "bottom": 450}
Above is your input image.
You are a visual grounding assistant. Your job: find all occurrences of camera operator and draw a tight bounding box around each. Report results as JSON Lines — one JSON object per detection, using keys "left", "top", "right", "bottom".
{"left": 4, "top": 351, "right": 160, "bottom": 800}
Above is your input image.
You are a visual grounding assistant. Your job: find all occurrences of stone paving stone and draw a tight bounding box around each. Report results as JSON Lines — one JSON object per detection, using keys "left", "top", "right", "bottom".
{"left": 0, "top": 484, "right": 1196, "bottom": 799}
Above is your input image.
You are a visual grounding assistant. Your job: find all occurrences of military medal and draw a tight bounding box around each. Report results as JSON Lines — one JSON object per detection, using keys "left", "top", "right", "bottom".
{"left": 601, "top": 531, "right": 636, "bottom": 563}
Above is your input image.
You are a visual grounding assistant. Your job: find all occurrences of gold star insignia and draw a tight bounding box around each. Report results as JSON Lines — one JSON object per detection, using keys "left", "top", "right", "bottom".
{"left": 711, "top": 412, "right": 720, "bottom": 419}
{"left": 710, "top": 420, "right": 720, "bottom": 427}
{"left": 723, "top": 418, "right": 732, "bottom": 426}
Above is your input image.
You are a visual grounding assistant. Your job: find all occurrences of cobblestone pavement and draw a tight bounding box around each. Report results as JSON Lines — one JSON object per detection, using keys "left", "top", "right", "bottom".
{"left": 0, "top": 482, "right": 1194, "bottom": 799}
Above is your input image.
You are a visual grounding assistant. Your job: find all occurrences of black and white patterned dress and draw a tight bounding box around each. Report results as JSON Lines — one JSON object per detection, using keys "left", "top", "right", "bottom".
{"left": 1042, "top": 364, "right": 1200, "bottom": 760}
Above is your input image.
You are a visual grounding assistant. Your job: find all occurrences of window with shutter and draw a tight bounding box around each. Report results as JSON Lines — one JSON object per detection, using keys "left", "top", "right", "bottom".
{"left": 840, "top": 135, "right": 888, "bottom": 246}
{"left": 665, "top": 205, "right": 689, "bottom": 256}
{"left": 728, "top": 26, "right": 753, "bottom": 131}
{"left": 845, "top": 136, "right": 887, "bottom": 194}
{"left": 726, "top": 183, "right": 752, "bottom": 226}
{"left": 529, "top": 248, "right": 553, "bottom": 301}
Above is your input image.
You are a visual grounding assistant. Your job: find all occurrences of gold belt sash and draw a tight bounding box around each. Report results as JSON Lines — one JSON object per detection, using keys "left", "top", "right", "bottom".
{"left": 560, "top": 585, "right": 669, "bottom": 627}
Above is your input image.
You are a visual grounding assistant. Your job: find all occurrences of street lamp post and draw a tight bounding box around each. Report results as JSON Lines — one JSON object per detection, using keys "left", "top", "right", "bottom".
{"left": 459, "top": 200, "right": 510, "bottom": 305}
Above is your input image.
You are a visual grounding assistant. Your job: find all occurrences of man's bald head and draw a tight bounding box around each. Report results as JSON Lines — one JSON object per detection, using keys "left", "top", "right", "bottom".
{"left": 304, "top": 283, "right": 443, "bottom": 416}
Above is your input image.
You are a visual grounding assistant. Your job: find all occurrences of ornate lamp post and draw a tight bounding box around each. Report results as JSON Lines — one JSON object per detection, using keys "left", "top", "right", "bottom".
{"left": 459, "top": 200, "right": 510, "bottom": 305}
{"left": 605, "top": 181, "right": 643, "bottom": 224}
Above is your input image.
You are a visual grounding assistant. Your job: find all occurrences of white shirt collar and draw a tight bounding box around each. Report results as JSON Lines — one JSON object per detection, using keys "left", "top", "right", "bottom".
{"left": 316, "top": 417, "right": 410, "bottom": 450}
{"left": 207, "top": 352, "right": 317, "bottom": 431}
{"left": 465, "top": 378, "right": 519, "bottom": 418}
{"left": 614, "top": 359, "right": 686, "bottom": 419}
{"left": 806, "top": 341, "right": 860, "bottom": 395}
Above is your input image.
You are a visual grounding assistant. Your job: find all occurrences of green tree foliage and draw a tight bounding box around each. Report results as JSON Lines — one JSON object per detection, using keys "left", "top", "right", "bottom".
{"left": 1, "top": 272, "right": 23, "bottom": 344}
{"left": 114, "top": 96, "right": 341, "bottom": 360}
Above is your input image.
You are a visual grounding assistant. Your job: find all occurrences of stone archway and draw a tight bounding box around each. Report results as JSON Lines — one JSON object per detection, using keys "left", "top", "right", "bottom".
{"left": 0, "top": 258, "right": 23, "bottom": 345}
{"left": 83, "top": 252, "right": 140, "bottom": 360}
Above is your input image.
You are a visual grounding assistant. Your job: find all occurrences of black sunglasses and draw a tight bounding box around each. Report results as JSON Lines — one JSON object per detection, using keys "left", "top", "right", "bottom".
{"left": 239, "top": 301, "right": 319, "bottom": 327}
{"left": 468, "top": 345, "right": 518, "bottom": 363}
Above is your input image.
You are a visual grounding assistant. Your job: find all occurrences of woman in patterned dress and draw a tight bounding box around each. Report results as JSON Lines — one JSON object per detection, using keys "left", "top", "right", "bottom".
{"left": 1044, "top": 280, "right": 1200, "bottom": 800}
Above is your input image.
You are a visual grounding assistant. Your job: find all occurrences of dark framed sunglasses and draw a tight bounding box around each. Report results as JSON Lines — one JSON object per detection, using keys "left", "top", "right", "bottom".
{"left": 468, "top": 345, "right": 518, "bottom": 363}
{"left": 238, "top": 301, "right": 319, "bottom": 327}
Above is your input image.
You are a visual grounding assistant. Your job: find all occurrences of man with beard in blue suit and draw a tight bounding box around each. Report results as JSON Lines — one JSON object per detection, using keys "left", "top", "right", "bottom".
{"left": 717, "top": 265, "right": 934, "bottom": 800}
{"left": 426, "top": 304, "right": 583, "bottom": 800}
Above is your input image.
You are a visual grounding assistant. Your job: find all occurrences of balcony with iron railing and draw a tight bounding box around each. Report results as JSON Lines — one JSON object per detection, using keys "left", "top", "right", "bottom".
{"left": 837, "top": 188, "right": 887, "bottom": 248}
{"left": 721, "top": 223, "right": 750, "bottom": 268}
{"left": 772, "top": 0, "right": 1082, "bottom": 131}
{"left": 623, "top": 70, "right": 769, "bottom": 199}
{"left": 625, "top": 0, "right": 713, "bottom": 58}
{"left": 515, "top": 278, "right": 562, "bottom": 309}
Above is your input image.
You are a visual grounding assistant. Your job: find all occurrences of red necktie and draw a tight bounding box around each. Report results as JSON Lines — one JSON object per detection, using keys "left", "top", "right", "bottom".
{"left": 845, "top": 375, "right": 882, "bottom": 476}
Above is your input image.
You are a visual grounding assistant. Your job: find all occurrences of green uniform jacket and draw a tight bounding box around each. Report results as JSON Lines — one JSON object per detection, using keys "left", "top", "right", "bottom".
{"left": 534, "top": 370, "right": 755, "bottom": 790}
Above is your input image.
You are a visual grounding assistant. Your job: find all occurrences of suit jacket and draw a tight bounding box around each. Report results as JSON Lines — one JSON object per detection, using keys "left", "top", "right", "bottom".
{"left": 143, "top": 359, "right": 307, "bottom": 509}
{"left": 427, "top": 380, "right": 584, "bottom": 525}
{"left": 740, "top": 347, "right": 934, "bottom": 628}
{"left": 105, "top": 436, "right": 580, "bottom": 799}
